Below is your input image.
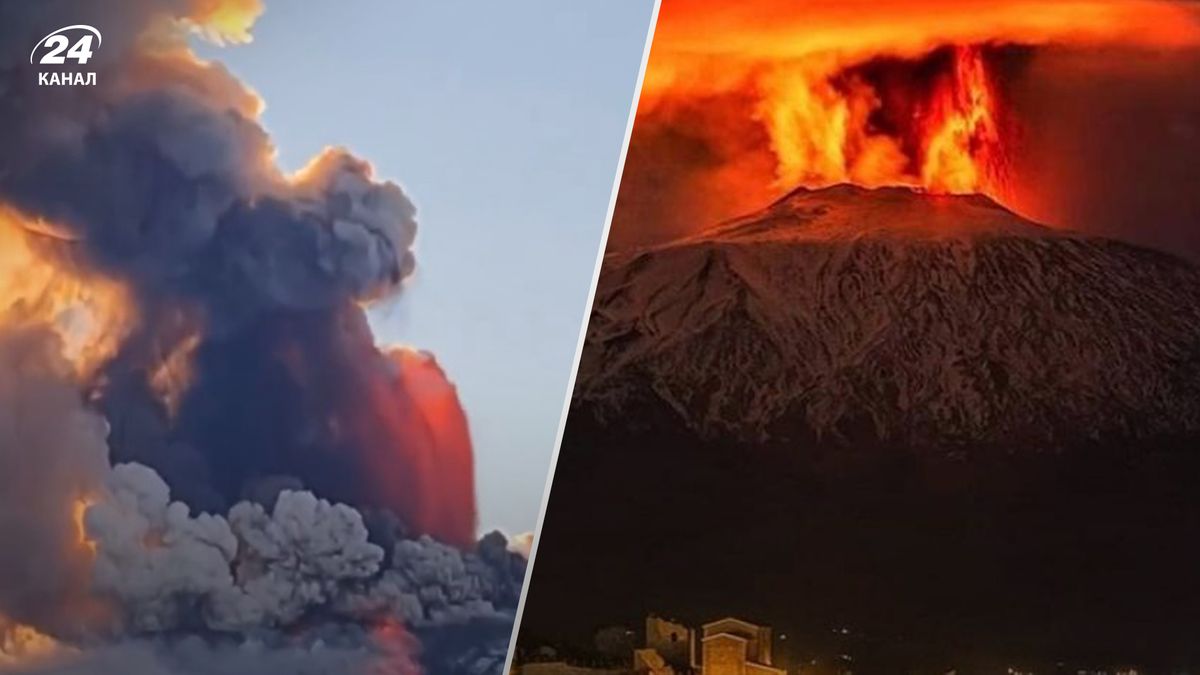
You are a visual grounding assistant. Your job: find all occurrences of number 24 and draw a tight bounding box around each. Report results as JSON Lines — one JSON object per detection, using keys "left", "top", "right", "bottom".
{"left": 40, "top": 35, "right": 94, "bottom": 65}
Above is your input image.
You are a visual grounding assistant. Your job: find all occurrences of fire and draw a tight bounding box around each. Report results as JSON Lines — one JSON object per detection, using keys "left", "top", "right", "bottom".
{"left": 755, "top": 44, "right": 1004, "bottom": 195}
{"left": 147, "top": 332, "right": 202, "bottom": 419}
{"left": 638, "top": 0, "right": 1200, "bottom": 200}
{"left": 71, "top": 498, "right": 97, "bottom": 557}
{"left": 0, "top": 207, "right": 136, "bottom": 379}
{"left": 368, "top": 617, "right": 422, "bottom": 675}
{"left": 0, "top": 619, "right": 65, "bottom": 665}
{"left": 920, "top": 46, "right": 1003, "bottom": 194}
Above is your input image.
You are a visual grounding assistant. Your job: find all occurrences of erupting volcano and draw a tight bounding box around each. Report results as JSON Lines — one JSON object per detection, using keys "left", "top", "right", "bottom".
{"left": 599, "top": 0, "right": 1200, "bottom": 439}
{"left": 0, "top": 1, "right": 525, "bottom": 673}
{"left": 615, "top": 0, "right": 1200, "bottom": 250}
{"left": 755, "top": 43, "right": 1007, "bottom": 196}
{"left": 518, "top": 0, "right": 1200, "bottom": 670}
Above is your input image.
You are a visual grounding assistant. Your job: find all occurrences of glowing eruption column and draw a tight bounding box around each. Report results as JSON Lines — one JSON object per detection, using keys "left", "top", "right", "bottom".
{"left": 637, "top": 0, "right": 1200, "bottom": 207}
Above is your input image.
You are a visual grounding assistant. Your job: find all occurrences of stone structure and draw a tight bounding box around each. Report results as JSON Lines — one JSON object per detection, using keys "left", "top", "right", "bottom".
{"left": 698, "top": 618, "right": 782, "bottom": 675}
{"left": 634, "top": 616, "right": 785, "bottom": 675}
{"left": 516, "top": 616, "right": 784, "bottom": 675}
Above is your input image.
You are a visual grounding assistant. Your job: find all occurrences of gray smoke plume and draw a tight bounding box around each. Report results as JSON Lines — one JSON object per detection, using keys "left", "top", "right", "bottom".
{"left": 0, "top": 1, "right": 416, "bottom": 322}
{"left": 0, "top": 0, "right": 435, "bottom": 521}
{"left": 0, "top": 324, "right": 111, "bottom": 638}
{"left": 0, "top": 1, "right": 524, "bottom": 673}
{"left": 0, "top": 319, "right": 526, "bottom": 673}
{"left": 84, "top": 466, "right": 521, "bottom": 637}
{"left": 3, "top": 633, "right": 421, "bottom": 675}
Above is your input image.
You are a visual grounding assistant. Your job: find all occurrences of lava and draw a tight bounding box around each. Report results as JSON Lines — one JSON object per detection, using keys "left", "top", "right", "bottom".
{"left": 919, "top": 46, "right": 1003, "bottom": 194}
{"left": 755, "top": 44, "right": 1005, "bottom": 195}
{"left": 622, "top": 0, "right": 1200, "bottom": 243}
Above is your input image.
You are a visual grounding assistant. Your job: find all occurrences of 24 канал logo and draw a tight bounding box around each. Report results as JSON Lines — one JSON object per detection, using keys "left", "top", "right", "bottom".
{"left": 31, "top": 24, "right": 101, "bottom": 87}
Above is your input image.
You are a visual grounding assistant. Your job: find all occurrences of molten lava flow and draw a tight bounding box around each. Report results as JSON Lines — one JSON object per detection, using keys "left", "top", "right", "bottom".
{"left": 349, "top": 347, "right": 477, "bottom": 548}
{"left": 633, "top": 0, "right": 1200, "bottom": 212}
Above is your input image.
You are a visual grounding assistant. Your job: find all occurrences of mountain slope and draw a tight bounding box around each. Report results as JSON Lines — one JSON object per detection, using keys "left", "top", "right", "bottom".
{"left": 576, "top": 184, "right": 1200, "bottom": 450}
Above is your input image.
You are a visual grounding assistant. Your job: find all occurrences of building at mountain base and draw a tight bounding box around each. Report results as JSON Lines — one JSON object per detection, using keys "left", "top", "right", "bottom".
{"left": 515, "top": 616, "right": 785, "bottom": 675}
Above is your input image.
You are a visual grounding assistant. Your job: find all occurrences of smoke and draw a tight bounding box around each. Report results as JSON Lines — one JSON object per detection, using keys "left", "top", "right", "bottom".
{"left": 82, "top": 464, "right": 520, "bottom": 636}
{"left": 0, "top": 0, "right": 477, "bottom": 543}
{"left": 0, "top": 0, "right": 521, "bottom": 672}
{"left": 506, "top": 533, "right": 533, "bottom": 560}
{"left": 0, "top": 325, "right": 111, "bottom": 637}
{"left": 613, "top": 0, "right": 1200, "bottom": 250}
{"left": 610, "top": 90, "right": 778, "bottom": 248}
{"left": 0, "top": 318, "right": 526, "bottom": 672}
{"left": 2, "top": 0, "right": 479, "bottom": 531}
{"left": 1004, "top": 46, "right": 1200, "bottom": 260}
{"left": 4, "top": 634, "right": 421, "bottom": 675}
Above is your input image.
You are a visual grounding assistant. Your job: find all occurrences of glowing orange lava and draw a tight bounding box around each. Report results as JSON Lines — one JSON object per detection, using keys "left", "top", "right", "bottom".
{"left": 638, "top": 0, "right": 1200, "bottom": 201}
{"left": 919, "top": 46, "right": 1002, "bottom": 193}
{"left": 753, "top": 43, "right": 1004, "bottom": 195}
{"left": 71, "top": 498, "right": 97, "bottom": 557}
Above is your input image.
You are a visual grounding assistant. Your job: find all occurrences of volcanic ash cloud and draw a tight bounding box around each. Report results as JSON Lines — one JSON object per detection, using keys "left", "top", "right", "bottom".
{"left": 0, "top": 0, "right": 523, "bottom": 672}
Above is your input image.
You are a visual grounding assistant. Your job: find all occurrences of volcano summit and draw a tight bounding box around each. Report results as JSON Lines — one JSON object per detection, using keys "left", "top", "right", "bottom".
{"left": 578, "top": 184, "right": 1200, "bottom": 453}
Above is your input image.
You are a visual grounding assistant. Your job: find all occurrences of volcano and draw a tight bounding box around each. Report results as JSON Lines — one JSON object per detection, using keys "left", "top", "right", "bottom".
{"left": 577, "top": 184, "right": 1200, "bottom": 452}
{"left": 522, "top": 185, "right": 1200, "bottom": 669}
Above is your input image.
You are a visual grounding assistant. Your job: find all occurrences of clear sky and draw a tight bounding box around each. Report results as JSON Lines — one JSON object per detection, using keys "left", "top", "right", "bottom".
{"left": 195, "top": 1, "right": 654, "bottom": 534}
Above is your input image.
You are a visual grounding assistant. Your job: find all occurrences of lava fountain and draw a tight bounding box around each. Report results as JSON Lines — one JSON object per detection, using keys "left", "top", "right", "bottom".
{"left": 614, "top": 0, "right": 1200, "bottom": 246}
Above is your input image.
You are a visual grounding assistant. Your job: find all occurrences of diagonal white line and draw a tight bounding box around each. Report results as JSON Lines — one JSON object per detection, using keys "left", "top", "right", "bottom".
{"left": 501, "top": 1, "right": 664, "bottom": 671}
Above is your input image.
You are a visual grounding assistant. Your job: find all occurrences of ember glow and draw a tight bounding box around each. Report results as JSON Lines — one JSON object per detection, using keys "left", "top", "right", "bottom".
{"left": 0, "top": 208, "right": 135, "bottom": 379}
{"left": 629, "top": 0, "right": 1200, "bottom": 229}
{"left": 70, "top": 498, "right": 97, "bottom": 557}
{"left": 0, "top": 1, "right": 528, "bottom": 672}
{"left": 753, "top": 43, "right": 1005, "bottom": 195}
{"left": 347, "top": 346, "right": 478, "bottom": 549}
{"left": 0, "top": 621, "right": 65, "bottom": 665}
{"left": 919, "top": 46, "right": 1002, "bottom": 193}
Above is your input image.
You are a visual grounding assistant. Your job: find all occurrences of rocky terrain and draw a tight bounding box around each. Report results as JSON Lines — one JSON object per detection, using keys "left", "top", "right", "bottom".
{"left": 576, "top": 184, "right": 1200, "bottom": 452}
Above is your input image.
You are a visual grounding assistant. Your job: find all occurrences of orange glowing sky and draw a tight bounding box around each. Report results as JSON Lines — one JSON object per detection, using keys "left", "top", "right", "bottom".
{"left": 648, "top": 0, "right": 1200, "bottom": 70}
{"left": 636, "top": 0, "right": 1200, "bottom": 202}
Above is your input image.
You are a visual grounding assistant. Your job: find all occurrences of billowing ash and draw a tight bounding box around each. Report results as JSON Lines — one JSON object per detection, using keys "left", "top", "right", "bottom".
{"left": 86, "top": 465, "right": 522, "bottom": 636}
{"left": 0, "top": 0, "right": 524, "bottom": 673}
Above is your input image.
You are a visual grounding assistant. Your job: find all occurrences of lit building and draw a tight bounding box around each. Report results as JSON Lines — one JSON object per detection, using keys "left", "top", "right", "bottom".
{"left": 634, "top": 616, "right": 786, "bottom": 675}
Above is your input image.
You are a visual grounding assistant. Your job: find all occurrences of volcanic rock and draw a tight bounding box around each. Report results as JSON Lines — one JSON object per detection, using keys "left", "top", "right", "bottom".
{"left": 576, "top": 184, "right": 1200, "bottom": 452}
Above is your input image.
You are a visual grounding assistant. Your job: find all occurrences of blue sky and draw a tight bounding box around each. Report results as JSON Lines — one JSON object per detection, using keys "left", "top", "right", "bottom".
{"left": 195, "top": 1, "right": 654, "bottom": 533}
